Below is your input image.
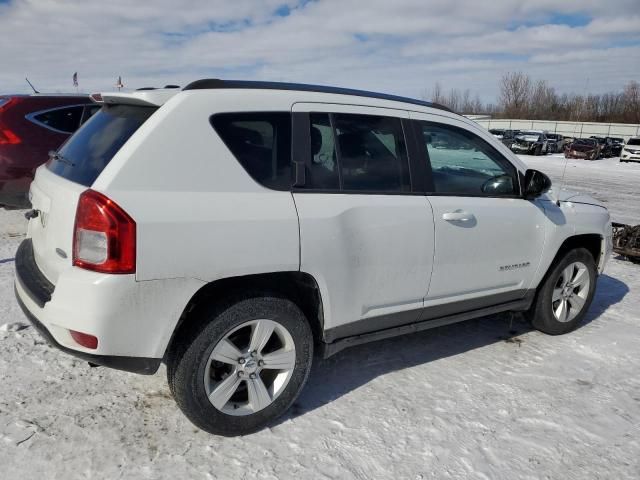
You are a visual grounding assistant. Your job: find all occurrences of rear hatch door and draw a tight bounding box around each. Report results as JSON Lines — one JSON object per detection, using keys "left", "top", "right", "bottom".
{"left": 28, "top": 103, "right": 157, "bottom": 284}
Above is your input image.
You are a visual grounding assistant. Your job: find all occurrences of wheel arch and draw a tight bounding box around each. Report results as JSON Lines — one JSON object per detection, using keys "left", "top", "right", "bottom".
{"left": 164, "top": 271, "right": 325, "bottom": 360}
{"left": 541, "top": 233, "right": 603, "bottom": 285}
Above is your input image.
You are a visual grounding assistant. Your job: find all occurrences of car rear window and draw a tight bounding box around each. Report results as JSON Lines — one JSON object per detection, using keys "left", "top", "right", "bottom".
{"left": 47, "top": 104, "right": 157, "bottom": 186}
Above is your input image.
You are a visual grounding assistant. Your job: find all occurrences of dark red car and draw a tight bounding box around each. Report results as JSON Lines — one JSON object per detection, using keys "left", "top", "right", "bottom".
{"left": 564, "top": 138, "right": 601, "bottom": 160}
{"left": 0, "top": 94, "right": 98, "bottom": 207}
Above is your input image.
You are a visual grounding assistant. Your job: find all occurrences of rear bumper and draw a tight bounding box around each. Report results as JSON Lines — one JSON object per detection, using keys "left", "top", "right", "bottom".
{"left": 14, "top": 238, "right": 204, "bottom": 374}
{"left": 14, "top": 285, "right": 161, "bottom": 374}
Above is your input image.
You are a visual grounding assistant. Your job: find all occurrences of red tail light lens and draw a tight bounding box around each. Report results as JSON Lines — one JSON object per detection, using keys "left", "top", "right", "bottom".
{"left": 0, "top": 98, "right": 22, "bottom": 145}
{"left": 73, "top": 190, "right": 136, "bottom": 274}
{"left": 0, "top": 128, "right": 21, "bottom": 145}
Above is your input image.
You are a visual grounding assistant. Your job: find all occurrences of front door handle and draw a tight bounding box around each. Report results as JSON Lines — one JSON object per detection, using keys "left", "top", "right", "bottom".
{"left": 442, "top": 210, "right": 475, "bottom": 222}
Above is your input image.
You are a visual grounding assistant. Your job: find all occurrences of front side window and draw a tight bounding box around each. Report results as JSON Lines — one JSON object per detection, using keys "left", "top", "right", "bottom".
{"left": 419, "top": 122, "right": 518, "bottom": 196}
{"left": 211, "top": 112, "right": 292, "bottom": 190}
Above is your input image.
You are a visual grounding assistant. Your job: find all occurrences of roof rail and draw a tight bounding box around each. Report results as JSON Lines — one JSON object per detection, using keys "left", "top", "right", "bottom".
{"left": 183, "top": 79, "right": 455, "bottom": 114}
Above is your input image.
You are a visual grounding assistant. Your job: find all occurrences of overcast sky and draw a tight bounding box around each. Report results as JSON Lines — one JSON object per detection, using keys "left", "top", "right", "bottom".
{"left": 1, "top": 0, "right": 638, "bottom": 102}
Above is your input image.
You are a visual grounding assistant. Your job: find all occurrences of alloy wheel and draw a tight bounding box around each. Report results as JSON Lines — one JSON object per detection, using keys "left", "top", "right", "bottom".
{"left": 203, "top": 319, "right": 296, "bottom": 416}
{"left": 551, "top": 261, "right": 591, "bottom": 323}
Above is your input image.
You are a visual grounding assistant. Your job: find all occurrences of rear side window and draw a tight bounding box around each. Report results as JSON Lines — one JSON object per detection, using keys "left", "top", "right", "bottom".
{"left": 47, "top": 104, "right": 157, "bottom": 186}
{"left": 335, "top": 114, "right": 410, "bottom": 192}
{"left": 211, "top": 112, "right": 292, "bottom": 190}
{"left": 32, "top": 105, "right": 84, "bottom": 133}
{"left": 304, "top": 113, "right": 410, "bottom": 192}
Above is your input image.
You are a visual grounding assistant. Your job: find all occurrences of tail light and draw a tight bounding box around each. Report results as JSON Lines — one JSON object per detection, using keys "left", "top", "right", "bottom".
{"left": 0, "top": 97, "right": 22, "bottom": 145}
{"left": 0, "top": 128, "right": 20, "bottom": 145}
{"left": 73, "top": 190, "right": 136, "bottom": 274}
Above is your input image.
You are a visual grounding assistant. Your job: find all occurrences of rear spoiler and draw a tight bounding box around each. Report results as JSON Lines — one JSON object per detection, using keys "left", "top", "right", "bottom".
{"left": 90, "top": 90, "right": 178, "bottom": 107}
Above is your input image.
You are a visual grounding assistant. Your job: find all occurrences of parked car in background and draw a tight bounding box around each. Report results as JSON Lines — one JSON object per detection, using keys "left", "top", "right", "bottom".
{"left": 562, "top": 136, "right": 576, "bottom": 152}
{"left": 15, "top": 80, "right": 611, "bottom": 436}
{"left": 489, "top": 128, "right": 505, "bottom": 139}
{"left": 607, "top": 137, "right": 625, "bottom": 157}
{"left": 565, "top": 138, "right": 600, "bottom": 160}
{"left": 500, "top": 129, "right": 520, "bottom": 147}
{"left": 620, "top": 137, "right": 640, "bottom": 163}
{"left": 545, "top": 133, "right": 564, "bottom": 153}
{"left": 589, "top": 136, "right": 615, "bottom": 158}
{"left": 509, "top": 130, "right": 548, "bottom": 155}
{"left": 0, "top": 94, "right": 97, "bottom": 208}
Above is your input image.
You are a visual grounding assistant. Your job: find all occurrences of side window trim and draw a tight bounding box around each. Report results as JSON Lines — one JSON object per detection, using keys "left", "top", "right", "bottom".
{"left": 291, "top": 112, "right": 309, "bottom": 187}
{"left": 405, "top": 119, "right": 432, "bottom": 193}
{"left": 417, "top": 120, "right": 522, "bottom": 198}
{"left": 329, "top": 113, "right": 345, "bottom": 190}
{"left": 25, "top": 104, "right": 87, "bottom": 134}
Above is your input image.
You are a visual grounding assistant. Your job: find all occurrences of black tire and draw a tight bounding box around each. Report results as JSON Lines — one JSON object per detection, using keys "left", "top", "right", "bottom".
{"left": 526, "top": 248, "right": 597, "bottom": 335}
{"left": 167, "top": 295, "right": 313, "bottom": 436}
{"left": 534, "top": 145, "right": 542, "bottom": 156}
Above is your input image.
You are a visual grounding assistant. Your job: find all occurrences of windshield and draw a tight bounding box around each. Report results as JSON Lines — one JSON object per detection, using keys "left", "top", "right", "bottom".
{"left": 47, "top": 104, "right": 157, "bottom": 186}
{"left": 627, "top": 138, "right": 640, "bottom": 146}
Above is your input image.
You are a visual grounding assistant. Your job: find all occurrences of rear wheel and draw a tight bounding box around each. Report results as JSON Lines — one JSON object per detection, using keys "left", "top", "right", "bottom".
{"left": 167, "top": 296, "right": 314, "bottom": 436}
{"left": 527, "top": 248, "right": 597, "bottom": 335}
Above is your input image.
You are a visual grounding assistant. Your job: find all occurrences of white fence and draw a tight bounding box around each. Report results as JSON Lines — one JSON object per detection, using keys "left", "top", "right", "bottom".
{"left": 474, "top": 119, "right": 640, "bottom": 141}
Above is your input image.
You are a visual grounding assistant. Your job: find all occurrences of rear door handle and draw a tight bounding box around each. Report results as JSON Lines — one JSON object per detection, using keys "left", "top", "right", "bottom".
{"left": 442, "top": 210, "right": 475, "bottom": 222}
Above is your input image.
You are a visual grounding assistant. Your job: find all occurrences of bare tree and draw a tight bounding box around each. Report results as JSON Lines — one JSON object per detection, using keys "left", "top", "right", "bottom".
{"left": 431, "top": 82, "right": 445, "bottom": 105}
{"left": 423, "top": 76, "right": 639, "bottom": 122}
{"left": 622, "top": 80, "right": 640, "bottom": 123}
{"left": 499, "top": 72, "right": 531, "bottom": 118}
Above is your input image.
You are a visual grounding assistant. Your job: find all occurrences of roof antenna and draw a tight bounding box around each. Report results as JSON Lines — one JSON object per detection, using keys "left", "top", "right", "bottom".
{"left": 556, "top": 77, "right": 588, "bottom": 207}
{"left": 25, "top": 77, "right": 40, "bottom": 94}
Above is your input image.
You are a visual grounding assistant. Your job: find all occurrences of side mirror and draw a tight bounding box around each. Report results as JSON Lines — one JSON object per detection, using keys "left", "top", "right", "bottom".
{"left": 481, "top": 174, "right": 515, "bottom": 195}
{"left": 523, "top": 169, "right": 552, "bottom": 199}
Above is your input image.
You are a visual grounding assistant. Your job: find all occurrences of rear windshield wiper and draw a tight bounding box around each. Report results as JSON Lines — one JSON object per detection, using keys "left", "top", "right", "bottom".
{"left": 48, "top": 150, "right": 75, "bottom": 167}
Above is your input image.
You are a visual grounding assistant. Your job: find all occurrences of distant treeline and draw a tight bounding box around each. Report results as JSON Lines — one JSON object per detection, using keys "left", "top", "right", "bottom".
{"left": 426, "top": 72, "right": 640, "bottom": 124}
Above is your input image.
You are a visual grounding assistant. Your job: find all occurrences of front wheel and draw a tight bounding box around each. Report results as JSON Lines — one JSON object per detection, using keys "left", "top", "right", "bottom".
{"left": 168, "top": 296, "right": 314, "bottom": 436}
{"left": 526, "top": 248, "right": 597, "bottom": 335}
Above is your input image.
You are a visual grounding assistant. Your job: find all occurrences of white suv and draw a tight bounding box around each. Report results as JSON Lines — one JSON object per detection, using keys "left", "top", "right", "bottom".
{"left": 14, "top": 80, "right": 612, "bottom": 436}
{"left": 620, "top": 137, "right": 640, "bottom": 163}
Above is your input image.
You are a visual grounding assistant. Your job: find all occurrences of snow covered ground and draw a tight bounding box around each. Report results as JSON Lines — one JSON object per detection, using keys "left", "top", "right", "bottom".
{"left": 0, "top": 155, "right": 639, "bottom": 479}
